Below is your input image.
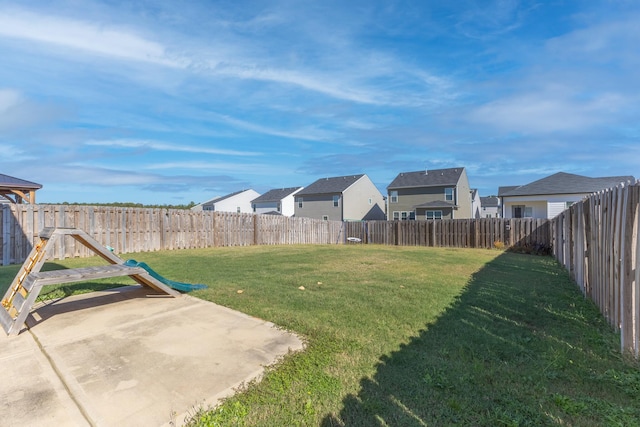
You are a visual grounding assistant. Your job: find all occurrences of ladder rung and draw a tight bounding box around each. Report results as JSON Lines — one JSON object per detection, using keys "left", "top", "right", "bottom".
{"left": 11, "top": 292, "right": 27, "bottom": 313}
{"left": 39, "top": 228, "right": 55, "bottom": 239}
{"left": 0, "top": 307, "right": 14, "bottom": 334}
{"left": 21, "top": 275, "right": 37, "bottom": 293}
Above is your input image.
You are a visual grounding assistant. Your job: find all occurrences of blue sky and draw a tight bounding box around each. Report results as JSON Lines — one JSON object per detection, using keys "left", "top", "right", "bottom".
{"left": 0, "top": 0, "right": 638, "bottom": 205}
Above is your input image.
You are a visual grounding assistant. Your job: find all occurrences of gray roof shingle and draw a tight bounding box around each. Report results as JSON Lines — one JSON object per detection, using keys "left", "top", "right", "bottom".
{"left": 413, "top": 200, "right": 457, "bottom": 209}
{"left": 0, "top": 173, "right": 42, "bottom": 190}
{"left": 480, "top": 196, "right": 500, "bottom": 207}
{"left": 252, "top": 187, "right": 302, "bottom": 203}
{"left": 387, "top": 167, "right": 464, "bottom": 189}
{"left": 500, "top": 172, "right": 635, "bottom": 197}
{"left": 297, "top": 174, "right": 365, "bottom": 195}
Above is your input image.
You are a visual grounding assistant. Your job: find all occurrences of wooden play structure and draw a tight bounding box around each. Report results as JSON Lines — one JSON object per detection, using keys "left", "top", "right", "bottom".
{"left": 0, "top": 227, "right": 180, "bottom": 336}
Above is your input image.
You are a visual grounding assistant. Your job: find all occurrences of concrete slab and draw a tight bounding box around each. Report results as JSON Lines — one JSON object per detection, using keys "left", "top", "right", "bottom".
{"left": 0, "top": 327, "right": 89, "bottom": 426}
{"left": 1, "top": 286, "right": 304, "bottom": 426}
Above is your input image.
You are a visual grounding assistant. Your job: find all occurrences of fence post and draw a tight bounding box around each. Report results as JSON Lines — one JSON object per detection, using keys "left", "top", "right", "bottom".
{"left": 2, "top": 204, "right": 10, "bottom": 266}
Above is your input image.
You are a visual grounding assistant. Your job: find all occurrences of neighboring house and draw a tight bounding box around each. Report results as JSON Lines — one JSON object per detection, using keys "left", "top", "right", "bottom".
{"left": 294, "top": 174, "right": 385, "bottom": 221}
{"left": 471, "top": 188, "right": 482, "bottom": 219}
{"left": 0, "top": 173, "right": 42, "bottom": 204}
{"left": 251, "top": 187, "right": 303, "bottom": 217}
{"left": 387, "top": 167, "right": 473, "bottom": 220}
{"left": 499, "top": 172, "right": 635, "bottom": 219}
{"left": 480, "top": 196, "right": 501, "bottom": 218}
{"left": 191, "top": 189, "right": 260, "bottom": 213}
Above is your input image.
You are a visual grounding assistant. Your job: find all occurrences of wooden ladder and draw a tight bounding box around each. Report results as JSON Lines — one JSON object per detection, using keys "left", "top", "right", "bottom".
{"left": 0, "top": 228, "right": 180, "bottom": 336}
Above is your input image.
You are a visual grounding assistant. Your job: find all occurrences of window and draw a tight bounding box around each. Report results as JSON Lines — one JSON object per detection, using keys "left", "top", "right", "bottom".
{"left": 277, "top": 203, "right": 281, "bottom": 212}
{"left": 566, "top": 201, "right": 574, "bottom": 208}
{"left": 524, "top": 207, "right": 533, "bottom": 218}
{"left": 390, "top": 190, "right": 398, "bottom": 203}
{"left": 297, "top": 197, "right": 303, "bottom": 208}
{"left": 409, "top": 212, "right": 416, "bottom": 220}
{"left": 393, "top": 211, "right": 400, "bottom": 220}
{"left": 237, "top": 207, "right": 241, "bottom": 213}
{"left": 333, "top": 195, "right": 340, "bottom": 207}
{"left": 513, "top": 205, "right": 523, "bottom": 218}
{"left": 445, "top": 188, "right": 454, "bottom": 202}
{"left": 368, "top": 198, "right": 372, "bottom": 205}
{"left": 401, "top": 211, "right": 408, "bottom": 220}
{"left": 252, "top": 204, "right": 256, "bottom": 213}
{"left": 426, "top": 210, "right": 443, "bottom": 220}
{"left": 513, "top": 205, "right": 532, "bottom": 218}
{"left": 322, "top": 215, "right": 329, "bottom": 221}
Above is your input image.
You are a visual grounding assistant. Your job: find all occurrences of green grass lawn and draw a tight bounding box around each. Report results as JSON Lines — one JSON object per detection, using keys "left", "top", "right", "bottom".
{"left": 2, "top": 245, "right": 639, "bottom": 426}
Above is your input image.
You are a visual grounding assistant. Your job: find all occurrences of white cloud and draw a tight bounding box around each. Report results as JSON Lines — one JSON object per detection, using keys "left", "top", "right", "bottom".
{"left": 85, "top": 139, "right": 261, "bottom": 156}
{"left": 142, "top": 161, "right": 277, "bottom": 175}
{"left": 209, "top": 113, "right": 342, "bottom": 142}
{"left": 468, "top": 89, "right": 629, "bottom": 134}
{"left": 0, "top": 89, "right": 21, "bottom": 113}
{"left": 0, "top": 8, "right": 184, "bottom": 67}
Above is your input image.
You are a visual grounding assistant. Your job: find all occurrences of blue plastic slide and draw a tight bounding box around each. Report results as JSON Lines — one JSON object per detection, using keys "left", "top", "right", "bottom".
{"left": 124, "top": 259, "right": 207, "bottom": 292}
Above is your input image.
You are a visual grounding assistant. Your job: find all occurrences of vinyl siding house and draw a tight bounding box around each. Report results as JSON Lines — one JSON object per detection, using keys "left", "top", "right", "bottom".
{"left": 480, "top": 196, "right": 501, "bottom": 218}
{"left": 191, "top": 189, "right": 260, "bottom": 213}
{"left": 294, "top": 174, "right": 385, "bottom": 221}
{"left": 387, "top": 167, "right": 473, "bottom": 220}
{"left": 499, "top": 172, "right": 635, "bottom": 219}
{"left": 251, "top": 187, "right": 303, "bottom": 217}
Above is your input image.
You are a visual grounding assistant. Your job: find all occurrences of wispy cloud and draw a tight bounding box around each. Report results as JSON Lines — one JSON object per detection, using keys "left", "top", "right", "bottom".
{"left": 468, "top": 90, "right": 628, "bottom": 134}
{"left": 85, "top": 139, "right": 261, "bottom": 156}
{"left": 208, "top": 113, "right": 341, "bottom": 142}
{"left": 0, "top": 8, "right": 183, "bottom": 67}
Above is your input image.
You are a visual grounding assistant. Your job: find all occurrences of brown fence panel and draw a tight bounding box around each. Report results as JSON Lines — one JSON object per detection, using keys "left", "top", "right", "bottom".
{"left": 551, "top": 180, "right": 640, "bottom": 357}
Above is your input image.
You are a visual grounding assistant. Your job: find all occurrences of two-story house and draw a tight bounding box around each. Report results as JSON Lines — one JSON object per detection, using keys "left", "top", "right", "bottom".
{"left": 191, "top": 189, "right": 260, "bottom": 213}
{"left": 294, "top": 174, "right": 385, "bottom": 221}
{"left": 499, "top": 172, "right": 634, "bottom": 219}
{"left": 387, "top": 167, "right": 472, "bottom": 220}
{"left": 251, "top": 187, "right": 303, "bottom": 217}
{"left": 480, "top": 196, "right": 501, "bottom": 218}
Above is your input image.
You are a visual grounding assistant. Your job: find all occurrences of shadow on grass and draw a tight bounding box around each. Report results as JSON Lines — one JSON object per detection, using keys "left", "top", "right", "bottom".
{"left": 322, "top": 252, "right": 640, "bottom": 426}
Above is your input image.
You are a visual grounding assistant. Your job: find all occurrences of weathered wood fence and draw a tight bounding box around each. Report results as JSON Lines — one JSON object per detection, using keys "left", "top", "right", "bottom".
{"left": 1, "top": 204, "right": 552, "bottom": 266}
{"left": 0, "top": 204, "right": 345, "bottom": 265}
{"left": 552, "top": 180, "right": 640, "bottom": 357}
{"left": 342, "top": 218, "right": 550, "bottom": 249}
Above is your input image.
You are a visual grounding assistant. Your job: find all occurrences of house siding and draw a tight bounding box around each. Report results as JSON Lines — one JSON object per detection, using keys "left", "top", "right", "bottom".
{"left": 456, "top": 169, "right": 472, "bottom": 218}
{"left": 254, "top": 202, "right": 279, "bottom": 215}
{"left": 389, "top": 186, "right": 447, "bottom": 215}
{"left": 281, "top": 191, "right": 300, "bottom": 217}
{"left": 194, "top": 189, "right": 260, "bottom": 213}
{"left": 295, "top": 194, "right": 342, "bottom": 221}
{"left": 342, "top": 175, "right": 386, "bottom": 221}
{"left": 502, "top": 193, "right": 585, "bottom": 219}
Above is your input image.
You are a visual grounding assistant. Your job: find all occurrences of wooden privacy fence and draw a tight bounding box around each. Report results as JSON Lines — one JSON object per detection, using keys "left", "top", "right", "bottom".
{"left": 0, "top": 205, "right": 343, "bottom": 265}
{"left": 552, "top": 180, "right": 640, "bottom": 357}
{"left": 342, "top": 218, "right": 550, "bottom": 248}
{"left": 1, "top": 204, "right": 553, "bottom": 266}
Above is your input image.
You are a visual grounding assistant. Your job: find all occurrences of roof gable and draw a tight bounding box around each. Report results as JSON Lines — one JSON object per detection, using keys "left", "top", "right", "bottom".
{"left": 297, "top": 174, "right": 365, "bottom": 195}
{"left": 201, "top": 189, "right": 256, "bottom": 205}
{"left": 388, "top": 167, "right": 464, "bottom": 189}
{"left": 500, "top": 172, "right": 634, "bottom": 197}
